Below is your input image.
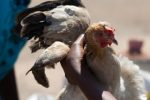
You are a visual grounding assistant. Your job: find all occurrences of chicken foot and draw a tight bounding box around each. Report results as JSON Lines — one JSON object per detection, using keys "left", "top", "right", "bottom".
{"left": 26, "top": 41, "right": 70, "bottom": 87}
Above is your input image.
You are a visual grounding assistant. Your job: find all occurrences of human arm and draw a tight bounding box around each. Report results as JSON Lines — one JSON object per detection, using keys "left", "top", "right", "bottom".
{"left": 60, "top": 34, "right": 117, "bottom": 100}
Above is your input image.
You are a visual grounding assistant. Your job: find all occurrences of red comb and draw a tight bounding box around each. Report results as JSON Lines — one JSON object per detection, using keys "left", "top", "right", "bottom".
{"left": 105, "top": 26, "right": 115, "bottom": 32}
{"left": 104, "top": 26, "right": 115, "bottom": 35}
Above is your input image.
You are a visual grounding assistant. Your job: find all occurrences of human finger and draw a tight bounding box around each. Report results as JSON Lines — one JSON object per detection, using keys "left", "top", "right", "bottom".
{"left": 73, "top": 34, "right": 85, "bottom": 47}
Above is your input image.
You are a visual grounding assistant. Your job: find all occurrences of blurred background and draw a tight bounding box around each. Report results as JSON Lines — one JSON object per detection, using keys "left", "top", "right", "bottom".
{"left": 15, "top": 0, "right": 150, "bottom": 100}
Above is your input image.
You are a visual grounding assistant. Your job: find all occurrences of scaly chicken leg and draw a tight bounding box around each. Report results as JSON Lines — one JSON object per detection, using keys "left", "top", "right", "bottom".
{"left": 27, "top": 41, "right": 70, "bottom": 87}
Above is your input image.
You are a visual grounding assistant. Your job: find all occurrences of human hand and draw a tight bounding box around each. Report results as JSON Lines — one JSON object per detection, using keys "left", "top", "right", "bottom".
{"left": 60, "top": 34, "right": 117, "bottom": 100}
{"left": 60, "top": 34, "right": 85, "bottom": 85}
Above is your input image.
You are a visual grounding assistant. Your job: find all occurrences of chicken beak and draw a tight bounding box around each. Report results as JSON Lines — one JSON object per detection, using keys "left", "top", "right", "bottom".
{"left": 112, "top": 39, "right": 118, "bottom": 45}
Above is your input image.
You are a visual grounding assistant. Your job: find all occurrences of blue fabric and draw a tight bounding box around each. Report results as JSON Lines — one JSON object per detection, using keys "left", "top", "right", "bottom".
{"left": 0, "top": 0, "right": 30, "bottom": 80}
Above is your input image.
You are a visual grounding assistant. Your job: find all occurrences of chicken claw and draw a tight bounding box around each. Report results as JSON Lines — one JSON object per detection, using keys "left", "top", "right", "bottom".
{"left": 26, "top": 41, "right": 70, "bottom": 87}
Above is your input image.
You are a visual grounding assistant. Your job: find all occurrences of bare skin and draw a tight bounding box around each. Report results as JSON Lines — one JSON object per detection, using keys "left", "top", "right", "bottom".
{"left": 60, "top": 34, "right": 117, "bottom": 100}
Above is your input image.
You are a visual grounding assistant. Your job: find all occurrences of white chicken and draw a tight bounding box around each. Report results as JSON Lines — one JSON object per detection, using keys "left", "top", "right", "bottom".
{"left": 55, "top": 22, "right": 147, "bottom": 100}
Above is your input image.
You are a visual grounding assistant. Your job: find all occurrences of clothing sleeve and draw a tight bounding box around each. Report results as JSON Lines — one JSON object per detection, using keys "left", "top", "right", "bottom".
{"left": 0, "top": 0, "right": 30, "bottom": 80}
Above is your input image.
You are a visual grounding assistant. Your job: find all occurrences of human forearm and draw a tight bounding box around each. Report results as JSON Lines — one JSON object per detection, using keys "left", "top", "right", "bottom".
{"left": 61, "top": 59, "right": 116, "bottom": 100}
{"left": 61, "top": 58, "right": 105, "bottom": 100}
{"left": 77, "top": 66, "right": 104, "bottom": 100}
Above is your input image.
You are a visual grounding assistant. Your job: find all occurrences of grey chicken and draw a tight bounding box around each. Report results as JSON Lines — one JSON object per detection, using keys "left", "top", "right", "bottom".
{"left": 17, "top": 0, "right": 90, "bottom": 87}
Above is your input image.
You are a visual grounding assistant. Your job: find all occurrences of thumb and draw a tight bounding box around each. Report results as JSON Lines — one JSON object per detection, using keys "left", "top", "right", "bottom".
{"left": 73, "top": 34, "right": 85, "bottom": 47}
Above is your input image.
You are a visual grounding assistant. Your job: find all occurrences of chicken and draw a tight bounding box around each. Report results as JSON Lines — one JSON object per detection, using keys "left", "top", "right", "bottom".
{"left": 15, "top": 0, "right": 85, "bottom": 39}
{"left": 56, "top": 22, "right": 147, "bottom": 100}
{"left": 17, "top": 0, "right": 89, "bottom": 52}
{"left": 17, "top": 0, "right": 90, "bottom": 87}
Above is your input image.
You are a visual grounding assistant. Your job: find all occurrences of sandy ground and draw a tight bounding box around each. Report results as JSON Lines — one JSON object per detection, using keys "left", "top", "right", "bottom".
{"left": 15, "top": 0, "right": 150, "bottom": 100}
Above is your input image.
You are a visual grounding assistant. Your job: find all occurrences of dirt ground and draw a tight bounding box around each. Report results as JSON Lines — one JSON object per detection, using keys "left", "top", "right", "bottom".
{"left": 15, "top": 0, "right": 150, "bottom": 100}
